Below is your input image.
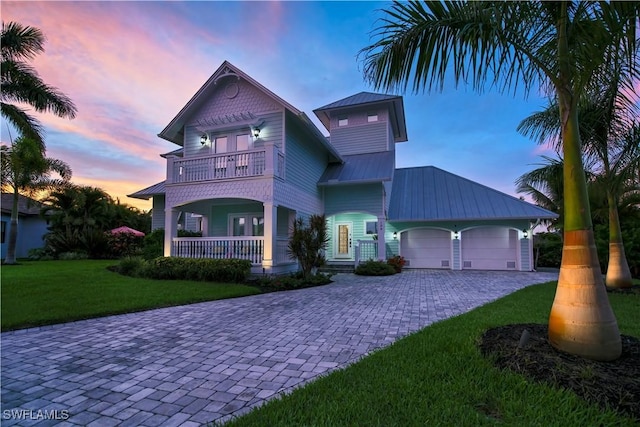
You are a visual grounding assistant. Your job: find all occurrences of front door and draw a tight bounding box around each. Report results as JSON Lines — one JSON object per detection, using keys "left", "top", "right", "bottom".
{"left": 334, "top": 222, "right": 352, "bottom": 259}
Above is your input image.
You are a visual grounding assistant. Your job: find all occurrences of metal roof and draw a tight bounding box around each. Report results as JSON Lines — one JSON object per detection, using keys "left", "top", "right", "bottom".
{"left": 318, "top": 151, "right": 395, "bottom": 186}
{"left": 388, "top": 166, "right": 558, "bottom": 221}
{"left": 313, "top": 92, "right": 408, "bottom": 142}
{"left": 315, "top": 92, "right": 401, "bottom": 111}
{"left": 128, "top": 181, "right": 166, "bottom": 200}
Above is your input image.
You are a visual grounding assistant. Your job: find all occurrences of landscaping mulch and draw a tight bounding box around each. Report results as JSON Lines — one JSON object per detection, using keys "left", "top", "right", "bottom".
{"left": 478, "top": 323, "right": 640, "bottom": 421}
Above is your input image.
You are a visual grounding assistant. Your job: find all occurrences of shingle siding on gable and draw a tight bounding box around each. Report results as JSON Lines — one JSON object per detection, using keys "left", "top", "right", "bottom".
{"left": 330, "top": 122, "right": 388, "bottom": 155}
{"left": 188, "top": 79, "right": 281, "bottom": 126}
{"left": 324, "top": 184, "right": 383, "bottom": 217}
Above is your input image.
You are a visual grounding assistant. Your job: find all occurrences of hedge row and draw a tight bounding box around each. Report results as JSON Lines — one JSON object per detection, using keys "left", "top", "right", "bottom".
{"left": 116, "top": 257, "right": 251, "bottom": 283}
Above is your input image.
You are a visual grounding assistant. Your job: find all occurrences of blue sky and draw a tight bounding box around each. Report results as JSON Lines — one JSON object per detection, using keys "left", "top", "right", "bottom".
{"left": 2, "top": 1, "right": 554, "bottom": 210}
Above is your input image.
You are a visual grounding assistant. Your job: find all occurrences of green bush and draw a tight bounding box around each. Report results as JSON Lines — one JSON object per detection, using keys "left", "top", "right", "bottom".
{"left": 58, "top": 251, "right": 89, "bottom": 260}
{"left": 142, "top": 229, "right": 164, "bottom": 260}
{"left": 142, "top": 257, "right": 251, "bottom": 283}
{"left": 533, "top": 232, "right": 562, "bottom": 269}
{"left": 355, "top": 259, "right": 396, "bottom": 276}
{"left": 117, "top": 256, "right": 148, "bottom": 277}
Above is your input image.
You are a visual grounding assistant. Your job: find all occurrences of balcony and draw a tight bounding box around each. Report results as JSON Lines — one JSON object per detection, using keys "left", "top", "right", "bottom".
{"left": 169, "top": 144, "right": 284, "bottom": 184}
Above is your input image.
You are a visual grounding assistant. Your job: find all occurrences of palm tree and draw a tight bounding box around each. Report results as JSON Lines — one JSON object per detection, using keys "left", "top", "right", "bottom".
{"left": 359, "top": 1, "right": 639, "bottom": 360}
{"left": 519, "top": 92, "right": 639, "bottom": 289}
{"left": 1, "top": 21, "right": 77, "bottom": 147}
{"left": 515, "top": 155, "right": 565, "bottom": 231}
{"left": 0, "top": 137, "right": 71, "bottom": 264}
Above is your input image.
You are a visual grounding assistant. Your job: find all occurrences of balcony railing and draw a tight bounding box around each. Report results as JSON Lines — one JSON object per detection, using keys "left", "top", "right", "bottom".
{"left": 170, "top": 144, "right": 284, "bottom": 184}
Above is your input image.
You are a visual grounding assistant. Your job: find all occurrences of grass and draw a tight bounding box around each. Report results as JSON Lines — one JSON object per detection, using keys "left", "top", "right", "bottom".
{"left": 1, "top": 260, "right": 261, "bottom": 331}
{"left": 224, "top": 281, "right": 639, "bottom": 427}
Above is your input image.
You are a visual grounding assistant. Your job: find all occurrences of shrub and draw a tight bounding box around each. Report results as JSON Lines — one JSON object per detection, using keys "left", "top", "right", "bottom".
{"left": 142, "top": 228, "right": 164, "bottom": 260}
{"left": 143, "top": 257, "right": 251, "bottom": 283}
{"left": 355, "top": 259, "right": 396, "bottom": 276}
{"left": 106, "top": 232, "right": 144, "bottom": 259}
{"left": 387, "top": 255, "right": 406, "bottom": 273}
{"left": 287, "top": 214, "right": 329, "bottom": 279}
{"left": 117, "top": 256, "right": 148, "bottom": 277}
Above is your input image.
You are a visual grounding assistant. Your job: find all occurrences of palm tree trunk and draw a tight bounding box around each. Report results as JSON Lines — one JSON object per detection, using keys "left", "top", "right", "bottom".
{"left": 548, "top": 3, "right": 621, "bottom": 361}
{"left": 4, "top": 189, "right": 19, "bottom": 264}
{"left": 605, "top": 192, "right": 632, "bottom": 289}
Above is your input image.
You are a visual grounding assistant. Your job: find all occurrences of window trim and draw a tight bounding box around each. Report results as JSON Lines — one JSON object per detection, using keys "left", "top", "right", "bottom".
{"left": 338, "top": 116, "right": 348, "bottom": 127}
{"left": 364, "top": 220, "right": 378, "bottom": 235}
{"left": 367, "top": 113, "right": 378, "bottom": 122}
{"left": 228, "top": 213, "right": 264, "bottom": 236}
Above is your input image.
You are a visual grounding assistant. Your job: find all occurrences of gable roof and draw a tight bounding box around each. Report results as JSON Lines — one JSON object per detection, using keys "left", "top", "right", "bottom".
{"left": 1, "top": 193, "right": 44, "bottom": 216}
{"left": 318, "top": 151, "right": 394, "bottom": 186}
{"left": 128, "top": 181, "right": 166, "bottom": 200}
{"left": 158, "top": 60, "right": 341, "bottom": 161}
{"left": 313, "top": 91, "right": 408, "bottom": 142}
{"left": 388, "top": 166, "right": 558, "bottom": 222}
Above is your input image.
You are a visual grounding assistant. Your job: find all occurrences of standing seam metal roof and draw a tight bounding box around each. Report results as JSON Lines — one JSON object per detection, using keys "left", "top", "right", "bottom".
{"left": 318, "top": 151, "right": 395, "bottom": 185}
{"left": 388, "top": 166, "right": 558, "bottom": 221}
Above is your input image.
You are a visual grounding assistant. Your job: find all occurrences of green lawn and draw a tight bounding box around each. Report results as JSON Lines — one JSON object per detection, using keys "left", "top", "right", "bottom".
{"left": 1, "top": 260, "right": 261, "bottom": 331}
{"left": 225, "top": 282, "right": 639, "bottom": 427}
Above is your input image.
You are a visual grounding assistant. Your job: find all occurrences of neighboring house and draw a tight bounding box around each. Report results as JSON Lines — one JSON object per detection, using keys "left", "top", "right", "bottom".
{"left": 0, "top": 193, "right": 49, "bottom": 259}
{"left": 129, "top": 61, "right": 557, "bottom": 274}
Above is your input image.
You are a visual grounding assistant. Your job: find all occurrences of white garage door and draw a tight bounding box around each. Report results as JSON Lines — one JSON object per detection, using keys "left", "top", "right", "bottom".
{"left": 401, "top": 228, "right": 451, "bottom": 268}
{"left": 461, "top": 228, "right": 518, "bottom": 270}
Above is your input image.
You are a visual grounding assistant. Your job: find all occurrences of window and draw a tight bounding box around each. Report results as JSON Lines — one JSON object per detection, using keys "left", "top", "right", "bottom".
{"left": 365, "top": 220, "right": 378, "bottom": 235}
{"left": 338, "top": 116, "right": 348, "bottom": 127}
{"left": 214, "top": 136, "right": 227, "bottom": 154}
{"left": 236, "top": 134, "right": 249, "bottom": 151}
{"left": 367, "top": 113, "right": 378, "bottom": 122}
{"left": 1, "top": 221, "right": 5, "bottom": 244}
{"left": 230, "top": 214, "right": 264, "bottom": 236}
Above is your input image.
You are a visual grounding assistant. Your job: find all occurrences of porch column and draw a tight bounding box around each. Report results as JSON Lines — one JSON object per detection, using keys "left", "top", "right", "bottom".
{"left": 452, "top": 231, "right": 461, "bottom": 270}
{"left": 164, "top": 208, "right": 179, "bottom": 257}
{"left": 377, "top": 216, "right": 386, "bottom": 261}
{"left": 263, "top": 202, "right": 278, "bottom": 268}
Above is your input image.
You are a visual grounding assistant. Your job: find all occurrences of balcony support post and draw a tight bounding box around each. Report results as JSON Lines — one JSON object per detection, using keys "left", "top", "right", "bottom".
{"left": 262, "top": 202, "right": 278, "bottom": 269}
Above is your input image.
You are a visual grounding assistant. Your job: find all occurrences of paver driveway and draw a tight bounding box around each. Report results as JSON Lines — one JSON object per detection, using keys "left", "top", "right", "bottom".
{"left": 1, "top": 269, "right": 558, "bottom": 426}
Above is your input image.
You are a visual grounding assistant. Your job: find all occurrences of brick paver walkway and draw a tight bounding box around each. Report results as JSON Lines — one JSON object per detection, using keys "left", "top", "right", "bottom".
{"left": 1, "top": 270, "right": 558, "bottom": 426}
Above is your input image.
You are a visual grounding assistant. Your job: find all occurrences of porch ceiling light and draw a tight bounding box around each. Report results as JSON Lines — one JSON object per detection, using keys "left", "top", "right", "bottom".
{"left": 200, "top": 134, "right": 208, "bottom": 145}
{"left": 253, "top": 127, "right": 260, "bottom": 138}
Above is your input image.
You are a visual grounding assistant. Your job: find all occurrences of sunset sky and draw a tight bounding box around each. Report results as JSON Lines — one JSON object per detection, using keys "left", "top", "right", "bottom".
{"left": 2, "top": 1, "right": 557, "bottom": 211}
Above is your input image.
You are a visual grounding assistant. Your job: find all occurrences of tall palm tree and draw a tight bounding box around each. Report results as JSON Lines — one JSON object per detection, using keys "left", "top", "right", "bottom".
{"left": 519, "top": 95, "right": 639, "bottom": 289}
{"left": 0, "top": 137, "right": 71, "bottom": 264}
{"left": 359, "top": 1, "right": 639, "bottom": 360}
{"left": 1, "top": 21, "right": 77, "bottom": 147}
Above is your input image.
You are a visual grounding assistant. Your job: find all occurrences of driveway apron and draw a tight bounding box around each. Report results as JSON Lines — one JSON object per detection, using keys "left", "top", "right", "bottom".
{"left": 1, "top": 270, "right": 558, "bottom": 426}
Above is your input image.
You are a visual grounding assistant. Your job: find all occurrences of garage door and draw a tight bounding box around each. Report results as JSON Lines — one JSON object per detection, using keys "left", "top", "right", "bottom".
{"left": 461, "top": 227, "right": 518, "bottom": 270}
{"left": 401, "top": 228, "right": 451, "bottom": 268}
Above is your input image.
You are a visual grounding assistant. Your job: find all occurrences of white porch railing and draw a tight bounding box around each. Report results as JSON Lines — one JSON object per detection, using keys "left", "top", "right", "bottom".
{"left": 173, "top": 237, "right": 264, "bottom": 265}
{"left": 171, "top": 144, "right": 284, "bottom": 184}
{"left": 354, "top": 240, "right": 378, "bottom": 266}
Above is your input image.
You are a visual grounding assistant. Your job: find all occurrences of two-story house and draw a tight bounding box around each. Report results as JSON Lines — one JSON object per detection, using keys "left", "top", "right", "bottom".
{"left": 130, "top": 61, "right": 557, "bottom": 274}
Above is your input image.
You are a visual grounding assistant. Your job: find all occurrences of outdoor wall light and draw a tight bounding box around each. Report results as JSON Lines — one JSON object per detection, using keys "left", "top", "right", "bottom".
{"left": 523, "top": 229, "right": 529, "bottom": 239}
{"left": 253, "top": 127, "right": 261, "bottom": 138}
{"left": 393, "top": 231, "right": 397, "bottom": 240}
{"left": 454, "top": 231, "right": 459, "bottom": 239}
{"left": 200, "top": 134, "right": 208, "bottom": 145}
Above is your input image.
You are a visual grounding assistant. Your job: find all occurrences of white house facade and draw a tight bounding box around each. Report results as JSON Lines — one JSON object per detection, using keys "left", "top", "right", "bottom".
{"left": 130, "top": 61, "right": 557, "bottom": 274}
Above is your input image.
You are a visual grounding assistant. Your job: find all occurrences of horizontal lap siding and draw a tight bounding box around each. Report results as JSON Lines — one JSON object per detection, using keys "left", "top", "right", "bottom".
{"left": 330, "top": 122, "right": 388, "bottom": 155}
{"left": 324, "top": 184, "right": 383, "bottom": 217}
{"left": 283, "top": 113, "right": 326, "bottom": 207}
{"left": 152, "top": 196, "right": 165, "bottom": 230}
